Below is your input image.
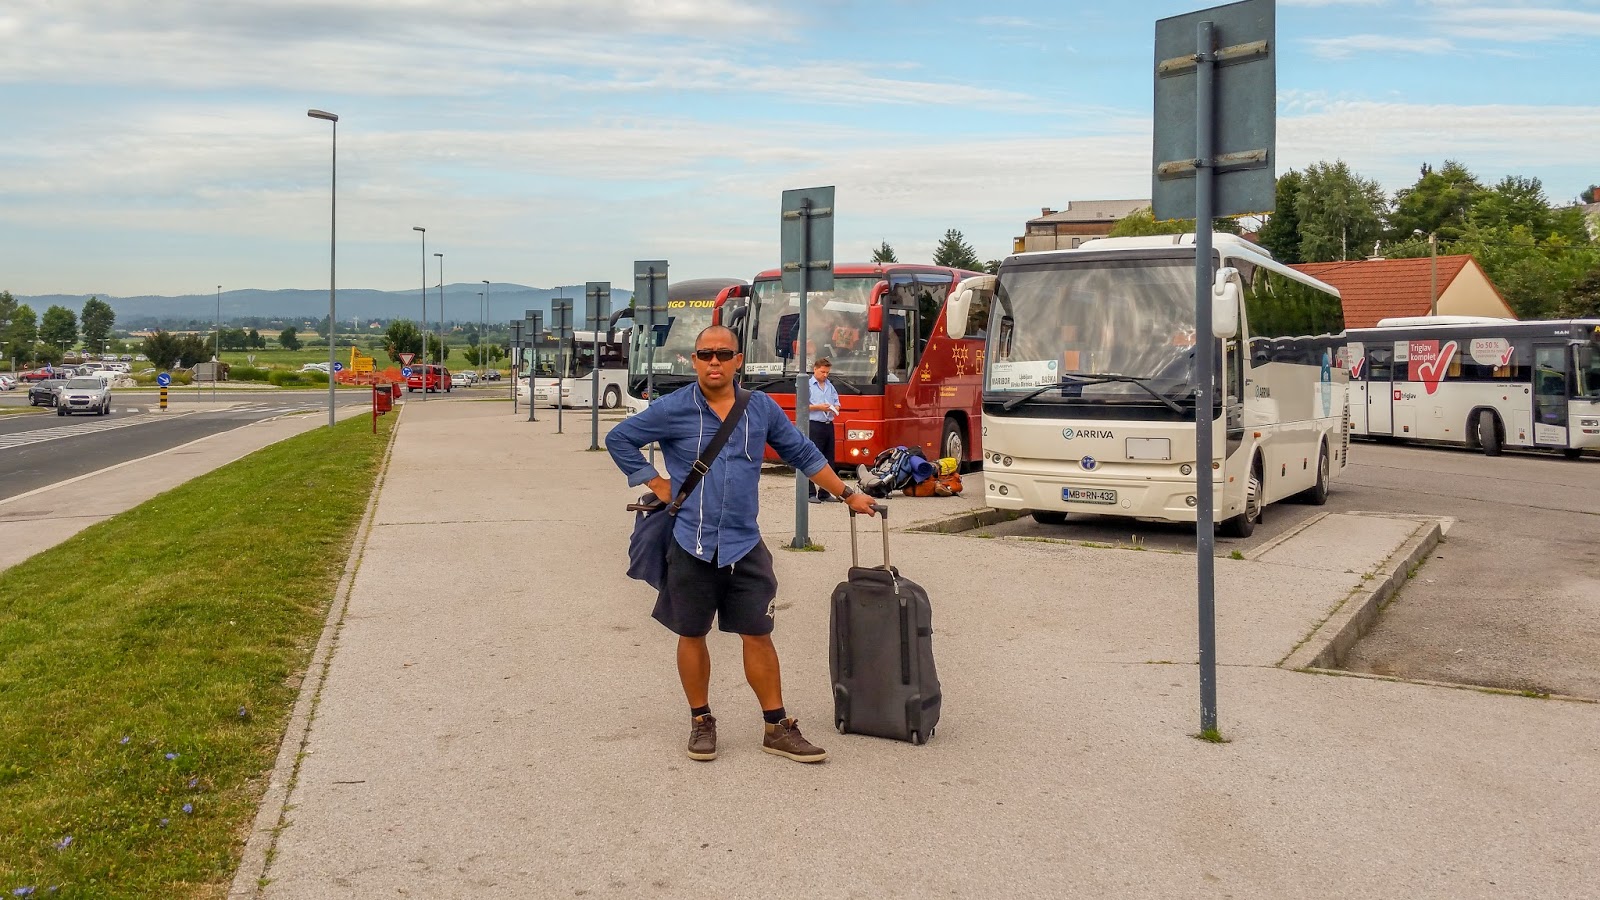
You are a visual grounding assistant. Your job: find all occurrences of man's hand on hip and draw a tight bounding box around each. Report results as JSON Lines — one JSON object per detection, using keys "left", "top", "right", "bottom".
{"left": 649, "top": 476, "right": 672, "bottom": 503}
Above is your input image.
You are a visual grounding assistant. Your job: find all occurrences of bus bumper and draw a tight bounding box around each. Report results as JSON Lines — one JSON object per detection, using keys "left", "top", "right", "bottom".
{"left": 982, "top": 463, "right": 1228, "bottom": 522}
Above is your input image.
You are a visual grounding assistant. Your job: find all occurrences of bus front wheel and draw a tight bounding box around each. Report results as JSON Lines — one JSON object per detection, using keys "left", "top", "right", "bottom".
{"left": 941, "top": 418, "right": 966, "bottom": 468}
{"left": 1476, "top": 410, "right": 1503, "bottom": 457}
{"left": 1294, "top": 444, "right": 1329, "bottom": 506}
{"left": 1220, "top": 462, "right": 1262, "bottom": 539}
{"left": 603, "top": 385, "right": 621, "bottom": 409}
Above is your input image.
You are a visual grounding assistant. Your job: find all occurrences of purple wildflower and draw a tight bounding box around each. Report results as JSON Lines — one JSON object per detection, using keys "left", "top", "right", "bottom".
{"left": 181, "top": 803, "right": 193, "bottom": 815}
{"left": 53, "top": 836, "right": 72, "bottom": 851}
{"left": 12, "top": 888, "right": 36, "bottom": 897}
{"left": 119, "top": 735, "right": 131, "bottom": 745}
{"left": 158, "top": 818, "right": 169, "bottom": 828}
{"left": 187, "top": 776, "right": 199, "bottom": 790}
{"left": 164, "top": 752, "right": 178, "bottom": 761}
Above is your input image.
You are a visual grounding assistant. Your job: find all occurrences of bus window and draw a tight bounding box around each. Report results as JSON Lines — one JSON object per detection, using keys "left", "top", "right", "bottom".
{"left": 1534, "top": 345, "right": 1569, "bottom": 426}
{"left": 1578, "top": 343, "right": 1600, "bottom": 398}
{"left": 1366, "top": 348, "right": 1393, "bottom": 382}
{"left": 915, "top": 276, "right": 952, "bottom": 356}
{"left": 965, "top": 285, "right": 990, "bottom": 338}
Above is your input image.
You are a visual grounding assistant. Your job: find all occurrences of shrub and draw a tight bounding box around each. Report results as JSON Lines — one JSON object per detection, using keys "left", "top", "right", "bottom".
{"left": 305, "top": 370, "right": 329, "bottom": 384}
{"left": 230, "top": 366, "right": 271, "bottom": 382}
{"left": 267, "top": 370, "right": 306, "bottom": 387}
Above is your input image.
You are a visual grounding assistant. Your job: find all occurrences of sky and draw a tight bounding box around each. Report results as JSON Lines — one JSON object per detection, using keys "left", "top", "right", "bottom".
{"left": 2, "top": 0, "right": 1597, "bottom": 299}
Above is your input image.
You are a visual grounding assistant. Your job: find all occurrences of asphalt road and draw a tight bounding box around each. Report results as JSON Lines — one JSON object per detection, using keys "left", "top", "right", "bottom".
{"left": 982, "top": 438, "right": 1600, "bottom": 699}
{"left": 0, "top": 396, "right": 368, "bottom": 502}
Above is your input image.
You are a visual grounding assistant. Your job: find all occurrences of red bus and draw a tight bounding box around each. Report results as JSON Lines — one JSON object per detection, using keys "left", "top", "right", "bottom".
{"left": 736, "top": 263, "right": 988, "bottom": 469}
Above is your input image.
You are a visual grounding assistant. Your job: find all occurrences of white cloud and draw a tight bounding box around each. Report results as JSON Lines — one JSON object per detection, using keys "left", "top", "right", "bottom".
{"left": 1307, "top": 34, "right": 1456, "bottom": 59}
{"left": 1439, "top": 6, "right": 1600, "bottom": 42}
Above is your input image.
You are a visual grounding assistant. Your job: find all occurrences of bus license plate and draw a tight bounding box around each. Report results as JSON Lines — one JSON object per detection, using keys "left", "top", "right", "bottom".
{"left": 1063, "top": 487, "right": 1117, "bottom": 504}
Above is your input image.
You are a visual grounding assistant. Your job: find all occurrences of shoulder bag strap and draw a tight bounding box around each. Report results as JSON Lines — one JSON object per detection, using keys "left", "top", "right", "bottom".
{"left": 668, "top": 389, "right": 751, "bottom": 514}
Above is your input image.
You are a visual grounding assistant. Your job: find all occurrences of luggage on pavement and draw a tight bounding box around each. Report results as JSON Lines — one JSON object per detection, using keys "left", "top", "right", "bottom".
{"left": 902, "top": 472, "right": 963, "bottom": 497}
{"left": 828, "top": 504, "right": 942, "bottom": 744}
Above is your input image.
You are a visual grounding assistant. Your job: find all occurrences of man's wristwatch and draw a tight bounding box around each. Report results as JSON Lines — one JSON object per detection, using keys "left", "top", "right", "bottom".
{"left": 840, "top": 485, "right": 859, "bottom": 499}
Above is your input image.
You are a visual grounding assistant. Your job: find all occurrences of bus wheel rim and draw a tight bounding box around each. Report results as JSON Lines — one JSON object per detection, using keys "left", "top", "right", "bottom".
{"left": 945, "top": 428, "right": 962, "bottom": 460}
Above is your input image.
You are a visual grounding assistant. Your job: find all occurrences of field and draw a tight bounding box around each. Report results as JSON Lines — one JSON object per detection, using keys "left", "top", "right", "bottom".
{"left": 217, "top": 347, "right": 508, "bottom": 374}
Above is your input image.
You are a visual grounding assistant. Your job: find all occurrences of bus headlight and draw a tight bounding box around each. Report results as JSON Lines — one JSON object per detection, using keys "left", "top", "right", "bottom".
{"left": 846, "top": 429, "right": 874, "bottom": 441}
{"left": 1180, "top": 464, "right": 1193, "bottom": 476}
{"left": 1002, "top": 456, "right": 1013, "bottom": 467}
{"left": 1581, "top": 418, "right": 1599, "bottom": 428}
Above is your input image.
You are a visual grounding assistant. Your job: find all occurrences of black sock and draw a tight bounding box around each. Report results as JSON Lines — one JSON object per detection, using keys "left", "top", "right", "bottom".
{"left": 762, "top": 707, "right": 786, "bottom": 725}
{"left": 690, "top": 705, "right": 711, "bottom": 719}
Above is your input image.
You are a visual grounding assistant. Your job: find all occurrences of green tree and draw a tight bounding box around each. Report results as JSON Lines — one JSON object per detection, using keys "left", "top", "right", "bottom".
{"left": 278, "top": 327, "right": 302, "bottom": 351}
{"left": 383, "top": 320, "right": 424, "bottom": 362}
{"left": 871, "top": 241, "right": 898, "bottom": 263}
{"left": 80, "top": 297, "right": 116, "bottom": 351}
{"left": 1386, "top": 160, "right": 1482, "bottom": 243}
{"left": 0, "top": 290, "right": 18, "bottom": 345}
{"left": 932, "top": 229, "right": 984, "bottom": 271}
{"left": 1582, "top": 186, "right": 1597, "bottom": 204}
{"left": 1471, "top": 175, "right": 1558, "bottom": 236}
{"left": 40, "top": 305, "right": 78, "bottom": 350}
{"left": 1107, "top": 208, "right": 1241, "bottom": 238}
{"left": 1558, "top": 266, "right": 1600, "bottom": 317}
{"left": 1257, "top": 170, "right": 1305, "bottom": 262}
{"left": 3, "top": 303, "right": 39, "bottom": 363}
{"left": 984, "top": 260, "right": 1002, "bottom": 275}
{"left": 248, "top": 328, "right": 265, "bottom": 349}
{"left": 314, "top": 316, "right": 331, "bottom": 339}
{"left": 141, "top": 331, "right": 184, "bottom": 369}
{"left": 176, "top": 333, "right": 213, "bottom": 367}
{"left": 426, "top": 334, "right": 450, "bottom": 364}
{"left": 1294, "top": 160, "right": 1387, "bottom": 262}
{"left": 219, "top": 327, "right": 249, "bottom": 351}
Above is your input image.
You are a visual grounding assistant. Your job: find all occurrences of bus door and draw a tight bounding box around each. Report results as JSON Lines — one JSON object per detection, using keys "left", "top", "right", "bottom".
{"left": 903, "top": 275, "right": 953, "bottom": 456}
{"left": 881, "top": 276, "right": 920, "bottom": 450}
{"left": 1531, "top": 343, "right": 1570, "bottom": 447}
{"left": 1364, "top": 345, "right": 1395, "bottom": 435}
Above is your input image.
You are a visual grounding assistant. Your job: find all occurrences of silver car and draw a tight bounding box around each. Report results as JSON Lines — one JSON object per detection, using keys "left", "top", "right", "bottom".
{"left": 57, "top": 377, "right": 112, "bottom": 416}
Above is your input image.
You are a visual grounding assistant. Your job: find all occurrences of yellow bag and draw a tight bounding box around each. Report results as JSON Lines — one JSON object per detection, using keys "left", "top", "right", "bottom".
{"left": 936, "top": 457, "right": 959, "bottom": 477}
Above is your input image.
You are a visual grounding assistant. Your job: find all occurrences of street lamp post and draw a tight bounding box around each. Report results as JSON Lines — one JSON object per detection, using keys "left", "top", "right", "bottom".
{"left": 214, "top": 284, "right": 221, "bottom": 402}
{"left": 434, "top": 253, "right": 444, "bottom": 375}
{"left": 308, "top": 108, "right": 338, "bottom": 427}
{"left": 476, "top": 291, "right": 484, "bottom": 374}
{"left": 481, "top": 280, "right": 490, "bottom": 379}
{"left": 412, "top": 226, "right": 427, "bottom": 400}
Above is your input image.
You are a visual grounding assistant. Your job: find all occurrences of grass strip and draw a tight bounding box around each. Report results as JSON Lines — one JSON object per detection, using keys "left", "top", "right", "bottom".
{"left": 0, "top": 414, "right": 393, "bottom": 897}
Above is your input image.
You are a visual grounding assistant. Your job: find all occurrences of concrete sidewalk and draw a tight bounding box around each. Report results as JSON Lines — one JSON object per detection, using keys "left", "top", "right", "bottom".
{"left": 0, "top": 406, "right": 368, "bottom": 572}
{"left": 252, "top": 400, "right": 1599, "bottom": 899}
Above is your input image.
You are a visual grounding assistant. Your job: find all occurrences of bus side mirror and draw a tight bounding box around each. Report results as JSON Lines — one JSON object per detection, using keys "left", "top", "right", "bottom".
{"left": 945, "top": 275, "right": 996, "bottom": 340}
{"left": 1213, "top": 268, "right": 1240, "bottom": 339}
{"left": 867, "top": 281, "right": 888, "bottom": 332}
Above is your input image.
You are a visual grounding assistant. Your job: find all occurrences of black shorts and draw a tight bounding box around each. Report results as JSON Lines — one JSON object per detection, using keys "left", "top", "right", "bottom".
{"left": 654, "top": 539, "right": 779, "bottom": 637}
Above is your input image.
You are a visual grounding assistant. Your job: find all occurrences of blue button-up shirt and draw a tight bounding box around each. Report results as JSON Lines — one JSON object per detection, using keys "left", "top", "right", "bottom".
{"left": 608, "top": 385, "right": 828, "bottom": 565}
{"left": 807, "top": 375, "right": 840, "bottom": 423}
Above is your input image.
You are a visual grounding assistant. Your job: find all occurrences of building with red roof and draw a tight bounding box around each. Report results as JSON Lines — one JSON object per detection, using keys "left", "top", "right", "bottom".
{"left": 1289, "top": 255, "right": 1515, "bottom": 329}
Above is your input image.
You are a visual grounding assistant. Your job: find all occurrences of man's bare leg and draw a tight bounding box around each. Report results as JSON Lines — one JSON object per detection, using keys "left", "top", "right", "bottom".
{"left": 677, "top": 635, "right": 711, "bottom": 708}
{"left": 740, "top": 633, "right": 783, "bottom": 710}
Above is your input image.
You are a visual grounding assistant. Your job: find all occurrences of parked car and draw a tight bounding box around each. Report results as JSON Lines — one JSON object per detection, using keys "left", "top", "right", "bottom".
{"left": 134, "top": 354, "right": 148, "bottom": 362}
{"left": 119, "top": 355, "right": 133, "bottom": 361}
{"left": 484, "top": 370, "right": 502, "bottom": 381}
{"left": 0, "top": 375, "right": 15, "bottom": 391}
{"left": 456, "top": 370, "right": 478, "bottom": 385}
{"left": 56, "top": 377, "right": 112, "bottom": 416}
{"left": 19, "top": 369, "right": 60, "bottom": 383}
{"left": 28, "top": 378, "right": 67, "bottom": 406}
{"left": 406, "top": 365, "right": 453, "bottom": 393}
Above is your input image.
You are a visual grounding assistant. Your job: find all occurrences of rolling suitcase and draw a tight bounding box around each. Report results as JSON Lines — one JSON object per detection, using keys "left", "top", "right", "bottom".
{"left": 829, "top": 504, "right": 942, "bottom": 744}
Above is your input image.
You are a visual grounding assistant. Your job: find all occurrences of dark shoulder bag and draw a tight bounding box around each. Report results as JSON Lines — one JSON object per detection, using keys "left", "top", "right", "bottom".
{"left": 625, "top": 390, "right": 751, "bottom": 590}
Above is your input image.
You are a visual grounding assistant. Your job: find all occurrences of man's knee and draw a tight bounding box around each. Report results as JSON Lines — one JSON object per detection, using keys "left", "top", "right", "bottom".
{"left": 740, "top": 633, "right": 775, "bottom": 651}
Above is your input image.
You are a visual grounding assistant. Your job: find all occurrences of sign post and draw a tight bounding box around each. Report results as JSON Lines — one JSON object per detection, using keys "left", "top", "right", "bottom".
{"left": 635, "top": 260, "right": 669, "bottom": 465}
{"left": 551, "top": 298, "right": 574, "bottom": 435}
{"left": 157, "top": 371, "right": 171, "bottom": 410}
{"left": 525, "top": 310, "right": 543, "bottom": 423}
{"left": 584, "top": 282, "right": 612, "bottom": 451}
{"left": 508, "top": 322, "right": 522, "bottom": 414}
{"left": 780, "top": 186, "right": 835, "bottom": 549}
{"left": 1153, "top": 0, "right": 1275, "bottom": 740}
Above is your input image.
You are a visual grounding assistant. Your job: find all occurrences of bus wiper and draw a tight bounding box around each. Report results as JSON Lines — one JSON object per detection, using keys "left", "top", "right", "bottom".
{"left": 743, "top": 377, "right": 796, "bottom": 391}
{"left": 1000, "top": 372, "right": 1183, "bottom": 415}
{"left": 829, "top": 377, "right": 862, "bottom": 395}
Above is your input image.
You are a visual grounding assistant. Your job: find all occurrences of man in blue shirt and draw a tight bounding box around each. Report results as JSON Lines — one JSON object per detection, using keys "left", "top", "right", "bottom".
{"left": 608, "top": 326, "right": 877, "bottom": 765}
{"left": 805, "top": 357, "right": 841, "bottom": 503}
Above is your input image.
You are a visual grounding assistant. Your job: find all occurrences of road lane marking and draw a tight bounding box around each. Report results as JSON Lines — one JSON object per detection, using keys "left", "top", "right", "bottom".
{"left": 0, "top": 412, "right": 196, "bottom": 451}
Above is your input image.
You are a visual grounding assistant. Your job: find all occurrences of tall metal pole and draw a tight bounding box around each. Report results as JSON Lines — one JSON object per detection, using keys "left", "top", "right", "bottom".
{"left": 308, "top": 109, "right": 339, "bottom": 427}
{"left": 436, "top": 253, "right": 445, "bottom": 378}
{"left": 1192, "top": 19, "right": 1220, "bottom": 738}
{"left": 792, "top": 198, "right": 813, "bottom": 549}
{"left": 412, "top": 226, "right": 426, "bottom": 401}
{"left": 482, "top": 280, "right": 490, "bottom": 379}
{"left": 214, "top": 284, "right": 221, "bottom": 403}
{"left": 510, "top": 319, "right": 521, "bottom": 415}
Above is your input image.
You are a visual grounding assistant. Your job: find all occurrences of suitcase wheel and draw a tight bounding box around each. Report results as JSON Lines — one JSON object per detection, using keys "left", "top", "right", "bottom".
{"left": 910, "top": 730, "right": 923, "bottom": 746}
{"left": 835, "top": 718, "right": 847, "bottom": 734}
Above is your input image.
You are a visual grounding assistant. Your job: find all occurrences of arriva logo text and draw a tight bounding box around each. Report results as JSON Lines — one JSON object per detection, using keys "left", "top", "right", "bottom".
{"left": 1061, "top": 428, "right": 1114, "bottom": 440}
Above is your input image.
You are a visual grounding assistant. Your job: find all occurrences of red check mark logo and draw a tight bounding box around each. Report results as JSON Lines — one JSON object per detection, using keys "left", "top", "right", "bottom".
{"left": 1415, "top": 341, "right": 1458, "bottom": 395}
{"left": 1498, "top": 346, "right": 1514, "bottom": 368}
{"left": 1350, "top": 357, "right": 1365, "bottom": 379}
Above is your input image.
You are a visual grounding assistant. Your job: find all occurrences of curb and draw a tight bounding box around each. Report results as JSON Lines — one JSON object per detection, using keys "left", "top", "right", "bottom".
{"left": 226, "top": 406, "right": 403, "bottom": 898}
{"left": 1278, "top": 517, "right": 1444, "bottom": 672}
{"left": 904, "top": 505, "right": 1020, "bottom": 534}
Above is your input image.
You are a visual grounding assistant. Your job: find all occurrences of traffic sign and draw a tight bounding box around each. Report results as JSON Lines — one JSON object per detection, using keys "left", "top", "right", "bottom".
{"left": 402, "top": 366, "right": 413, "bottom": 378}
{"left": 398, "top": 352, "right": 416, "bottom": 366}
{"left": 157, "top": 372, "right": 171, "bottom": 387}
{"left": 333, "top": 362, "right": 344, "bottom": 373}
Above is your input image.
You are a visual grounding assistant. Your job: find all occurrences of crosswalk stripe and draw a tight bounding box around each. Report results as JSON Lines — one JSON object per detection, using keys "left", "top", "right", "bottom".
{"left": 0, "top": 412, "right": 193, "bottom": 451}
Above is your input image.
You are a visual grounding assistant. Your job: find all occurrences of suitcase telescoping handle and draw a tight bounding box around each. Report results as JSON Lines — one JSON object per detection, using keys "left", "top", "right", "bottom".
{"left": 848, "top": 503, "right": 891, "bottom": 569}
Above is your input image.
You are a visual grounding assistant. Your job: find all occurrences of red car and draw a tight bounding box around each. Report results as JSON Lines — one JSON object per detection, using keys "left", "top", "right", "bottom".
{"left": 18, "top": 369, "right": 60, "bottom": 382}
{"left": 406, "top": 365, "right": 453, "bottom": 393}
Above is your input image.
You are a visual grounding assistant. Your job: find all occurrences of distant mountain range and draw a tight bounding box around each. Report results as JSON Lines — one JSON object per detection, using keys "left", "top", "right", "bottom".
{"left": 15, "top": 284, "right": 635, "bottom": 329}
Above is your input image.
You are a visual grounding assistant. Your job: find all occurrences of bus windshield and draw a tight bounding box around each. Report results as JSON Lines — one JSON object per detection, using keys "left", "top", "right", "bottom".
{"left": 743, "top": 277, "right": 880, "bottom": 386}
{"left": 987, "top": 258, "right": 1198, "bottom": 402}
{"left": 1579, "top": 342, "right": 1600, "bottom": 398}
{"left": 632, "top": 300, "right": 718, "bottom": 381}
{"left": 529, "top": 340, "right": 562, "bottom": 378}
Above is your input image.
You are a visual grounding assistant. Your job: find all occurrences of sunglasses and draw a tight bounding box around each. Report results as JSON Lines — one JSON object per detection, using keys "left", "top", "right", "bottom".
{"left": 694, "top": 348, "right": 738, "bottom": 362}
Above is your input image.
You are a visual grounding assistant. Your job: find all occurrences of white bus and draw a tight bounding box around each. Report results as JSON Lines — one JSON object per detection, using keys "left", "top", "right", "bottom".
{"left": 947, "top": 234, "right": 1349, "bottom": 537}
{"left": 518, "top": 328, "right": 630, "bottom": 409}
{"left": 1347, "top": 316, "right": 1600, "bottom": 458}
{"left": 624, "top": 277, "right": 748, "bottom": 414}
